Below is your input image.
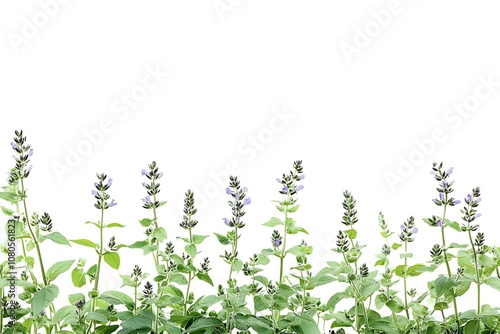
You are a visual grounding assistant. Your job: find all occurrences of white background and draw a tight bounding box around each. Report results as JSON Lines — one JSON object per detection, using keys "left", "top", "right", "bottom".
{"left": 1, "top": 0, "right": 500, "bottom": 327}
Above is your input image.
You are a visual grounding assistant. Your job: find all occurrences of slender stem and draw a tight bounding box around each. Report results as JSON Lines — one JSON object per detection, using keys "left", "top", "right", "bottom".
{"left": 152, "top": 193, "right": 159, "bottom": 269}
{"left": 440, "top": 201, "right": 460, "bottom": 332}
{"left": 1, "top": 287, "right": 4, "bottom": 330}
{"left": 183, "top": 227, "right": 194, "bottom": 316}
{"left": 15, "top": 202, "right": 39, "bottom": 287}
{"left": 88, "top": 208, "right": 105, "bottom": 334}
{"left": 279, "top": 194, "right": 290, "bottom": 284}
{"left": 20, "top": 179, "right": 47, "bottom": 286}
{"left": 228, "top": 227, "right": 238, "bottom": 280}
{"left": 403, "top": 240, "right": 410, "bottom": 319}
{"left": 342, "top": 252, "right": 359, "bottom": 333}
{"left": 467, "top": 230, "right": 481, "bottom": 314}
{"left": 134, "top": 285, "right": 138, "bottom": 316}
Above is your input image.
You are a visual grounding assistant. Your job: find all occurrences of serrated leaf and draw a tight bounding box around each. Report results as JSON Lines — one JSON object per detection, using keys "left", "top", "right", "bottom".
{"left": 47, "top": 260, "right": 75, "bottom": 282}
{"left": 71, "top": 267, "right": 86, "bottom": 288}
{"left": 263, "top": 217, "right": 284, "bottom": 227}
{"left": 32, "top": 285, "right": 59, "bottom": 316}
{"left": 104, "top": 252, "right": 120, "bottom": 270}
{"left": 213, "top": 232, "right": 230, "bottom": 245}
{"left": 70, "top": 239, "right": 97, "bottom": 248}
{"left": 39, "top": 232, "right": 71, "bottom": 246}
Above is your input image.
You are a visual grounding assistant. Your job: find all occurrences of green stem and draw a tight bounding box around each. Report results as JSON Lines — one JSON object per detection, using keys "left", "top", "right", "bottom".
{"left": 134, "top": 284, "right": 138, "bottom": 316}
{"left": 1, "top": 287, "right": 4, "bottom": 331}
{"left": 440, "top": 201, "right": 460, "bottom": 332}
{"left": 342, "top": 252, "right": 359, "bottom": 333}
{"left": 403, "top": 240, "right": 410, "bottom": 319}
{"left": 467, "top": 230, "right": 481, "bottom": 314}
{"left": 20, "top": 178, "right": 47, "bottom": 286}
{"left": 228, "top": 227, "right": 238, "bottom": 280}
{"left": 279, "top": 194, "right": 290, "bottom": 284}
{"left": 88, "top": 208, "right": 105, "bottom": 333}
{"left": 183, "top": 227, "right": 194, "bottom": 316}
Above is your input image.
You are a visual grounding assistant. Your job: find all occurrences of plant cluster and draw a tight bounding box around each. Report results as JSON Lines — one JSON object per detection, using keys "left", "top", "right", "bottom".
{"left": 1, "top": 131, "right": 500, "bottom": 334}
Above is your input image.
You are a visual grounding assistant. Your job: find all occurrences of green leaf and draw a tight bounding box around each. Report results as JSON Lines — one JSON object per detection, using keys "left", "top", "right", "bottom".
{"left": 70, "top": 239, "right": 97, "bottom": 248}
{"left": 399, "top": 252, "right": 413, "bottom": 259}
{"left": 185, "top": 243, "right": 197, "bottom": 259}
{"left": 46, "top": 260, "right": 75, "bottom": 282}
{"left": 407, "top": 264, "right": 426, "bottom": 277}
{"left": 85, "top": 221, "right": 101, "bottom": 228}
{"left": 344, "top": 228, "right": 357, "bottom": 240}
{"left": 391, "top": 243, "right": 402, "bottom": 250}
{"left": 286, "top": 224, "right": 309, "bottom": 235}
{"left": 86, "top": 312, "right": 108, "bottom": 323}
{"left": 213, "top": 232, "right": 230, "bottom": 245}
{"left": 152, "top": 227, "right": 167, "bottom": 243}
{"left": 485, "top": 277, "right": 500, "bottom": 291}
{"left": 139, "top": 218, "right": 153, "bottom": 227}
{"left": 444, "top": 219, "right": 461, "bottom": 232}
{"left": 53, "top": 305, "right": 75, "bottom": 324}
{"left": 288, "top": 204, "right": 300, "bottom": 212}
{"left": 104, "top": 252, "right": 120, "bottom": 270}
{"left": 326, "top": 292, "right": 346, "bottom": 310}
{"left": 71, "top": 267, "right": 86, "bottom": 288}
{"left": 464, "top": 320, "right": 479, "bottom": 334}
{"left": 434, "top": 276, "right": 454, "bottom": 298}
{"left": 1, "top": 205, "right": 13, "bottom": 216}
{"left": 360, "top": 280, "right": 380, "bottom": 297}
{"left": 39, "top": 232, "right": 71, "bottom": 246}
{"left": 196, "top": 273, "right": 214, "bottom": 286}
{"left": 32, "top": 285, "right": 59, "bottom": 316}
{"left": 263, "top": 217, "right": 284, "bottom": 227}
{"left": 94, "top": 325, "right": 120, "bottom": 334}
{"left": 117, "top": 315, "right": 152, "bottom": 334}
{"left": 185, "top": 317, "right": 223, "bottom": 332}
{"left": 293, "top": 315, "right": 321, "bottom": 334}
{"left": 287, "top": 245, "right": 312, "bottom": 257}
{"left": 99, "top": 291, "right": 134, "bottom": 310}
{"left": 105, "top": 222, "right": 125, "bottom": 228}
{"left": 0, "top": 191, "right": 18, "bottom": 203}
{"left": 192, "top": 234, "right": 209, "bottom": 245}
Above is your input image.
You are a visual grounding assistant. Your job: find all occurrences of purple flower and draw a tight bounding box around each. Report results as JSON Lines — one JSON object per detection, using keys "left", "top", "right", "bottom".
{"left": 447, "top": 167, "right": 454, "bottom": 175}
{"left": 243, "top": 197, "right": 251, "bottom": 206}
{"left": 276, "top": 178, "right": 282, "bottom": 183}
{"left": 439, "top": 193, "right": 445, "bottom": 201}
{"left": 299, "top": 174, "right": 305, "bottom": 180}
{"left": 430, "top": 169, "right": 437, "bottom": 175}
{"left": 10, "top": 142, "right": 18, "bottom": 149}
{"left": 437, "top": 220, "right": 442, "bottom": 227}
{"left": 225, "top": 187, "right": 231, "bottom": 195}
{"left": 107, "top": 178, "right": 113, "bottom": 187}
{"left": 26, "top": 165, "right": 32, "bottom": 171}
{"left": 477, "top": 198, "right": 482, "bottom": 203}
{"left": 223, "top": 217, "right": 230, "bottom": 226}
{"left": 142, "top": 182, "right": 148, "bottom": 188}
{"left": 296, "top": 185, "right": 304, "bottom": 192}
{"left": 242, "top": 187, "right": 248, "bottom": 193}
{"left": 400, "top": 224, "right": 405, "bottom": 231}
{"left": 109, "top": 199, "right": 117, "bottom": 207}
{"left": 142, "top": 196, "right": 152, "bottom": 204}
{"left": 475, "top": 213, "right": 482, "bottom": 219}
{"left": 91, "top": 190, "right": 98, "bottom": 197}
{"left": 273, "top": 238, "right": 280, "bottom": 246}
{"left": 28, "top": 148, "right": 33, "bottom": 156}
{"left": 452, "top": 200, "right": 461, "bottom": 205}
{"left": 94, "top": 182, "right": 99, "bottom": 187}
{"left": 158, "top": 172, "right": 163, "bottom": 178}
{"left": 432, "top": 199, "right": 439, "bottom": 205}
{"left": 141, "top": 169, "right": 148, "bottom": 176}
{"left": 283, "top": 185, "right": 289, "bottom": 192}
{"left": 466, "top": 194, "right": 472, "bottom": 203}
{"left": 411, "top": 227, "right": 418, "bottom": 234}
{"left": 235, "top": 193, "right": 240, "bottom": 200}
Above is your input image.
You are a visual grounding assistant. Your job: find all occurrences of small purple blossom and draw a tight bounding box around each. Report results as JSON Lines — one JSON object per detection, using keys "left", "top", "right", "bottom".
{"left": 276, "top": 178, "right": 281, "bottom": 183}
{"left": 91, "top": 190, "right": 98, "bottom": 197}
{"left": 400, "top": 224, "right": 405, "bottom": 231}
{"left": 26, "top": 165, "right": 32, "bottom": 171}
{"left": 225, "top": 187, "right": 231, "bottom": 195}
{"left": 466, "top": 194, "right": 472, "bottom": 203}
{"left": 242, "top": 187, "right": 248, "bottom": 193}
{"left": 28, "top": 148, "right": 33, "bottom": 156}
{"left": 432, "top": 199, "right": 439, "bottom": 205}
{"left": 94, "top": 182, "right": 99, "bottom": 187}
{"left": 142, "top": 196, "right": 152, "bottom": 204}
{"left": 299, "top": 174, "right": 305, "bottom": 180}
{"left": 447, "top": 167, "right": 454, "bottom": 175}
{"left": 452, "top": 199, "right": 461, "bottom": 205}
{"left": 10, "top": 142, "right": 18, "bottom": 149}
{"left": 283, "top": 185, "right": 289, "bottom": 192}
{"left": 477, "top": 198, "right": 482, "bottom": 203}
{"left": 157, "top": 172, "right": 163, "bottom": 178}
{"left": 109, "top": 199, "right": 117, "bottom": 207}
{"left": 223, "top": 217, "right": 230, "bottom": 226}
{"left": 141, "top": 169, "right": 148, "bottom": 176}
{"left": 235, "top": 193, "right": 240, "bottom": 200}
{"left": 107, "top": 178, "right": 113, "bottom": 187}
{"left": 296, "top": 185, "right": 304, "bottom": 192}
{"left": 437, "top": 220, "right": 442, "bottom": 227}
{"left": 439, "top": 193, "right": 445, "bottom": 201}
{"left": 142, "top": 182, "right": 148, "bottom": 188}
{"left": 272, "top": 238, "right": 280, "bottom": 246}
{"left": 243, "top": 197, "right": 251, "bottom": 206}
{"left": 474, "top": 213, "right": 482, "bottom": 219}
{"left": 411, "top": 227, "right": 418, "bottom": 234}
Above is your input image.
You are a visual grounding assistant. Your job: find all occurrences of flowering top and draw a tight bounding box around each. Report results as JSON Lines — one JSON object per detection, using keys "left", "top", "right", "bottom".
{"left": 276, "top": 160, "right": 304, "bottom": 203}
{"left": 341, "top": 191, "right": 358, "bottom": 227}
{"left": 9, "top": 130, "right": 33, "bottom": 183}
{"left": 222, "top": 176, "right": 249, "bottom": 229}
{"left": 92, "top": 173, "right": 117, "bottom": 210}
{"left": 180, "top": 190, "right": 198, "bottom": 230}
{"left": 141, "top": 161, "right": 164, "bottom": 210}
{"left": 460, "top": 187, "right": 481, "bottom": 230}
{"left": 430, "top": 163, "right": 460, "bottom": 207}
{"left": 399, "top": 216, "right": 417, "bottom": 243}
